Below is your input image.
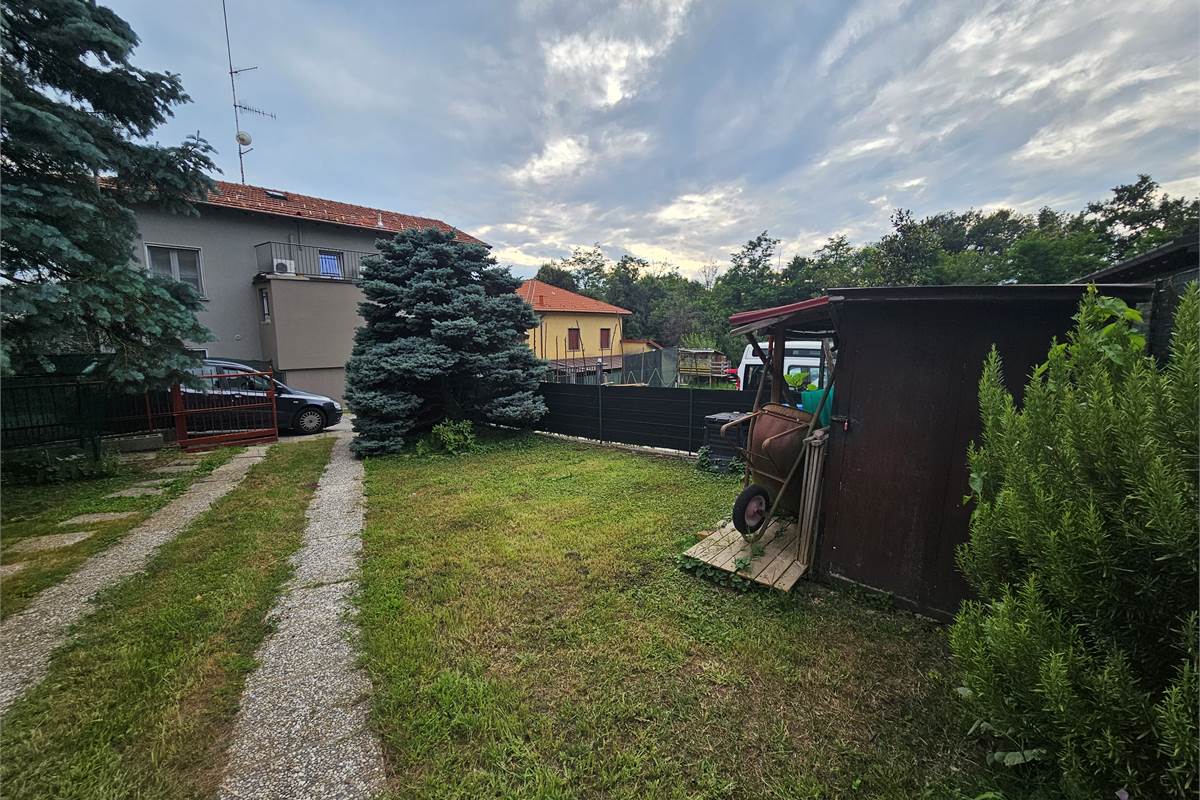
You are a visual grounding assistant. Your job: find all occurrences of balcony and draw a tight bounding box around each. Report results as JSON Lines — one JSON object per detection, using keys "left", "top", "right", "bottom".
{"left": 254, "top": 241, "right": 374, "bottom": 281}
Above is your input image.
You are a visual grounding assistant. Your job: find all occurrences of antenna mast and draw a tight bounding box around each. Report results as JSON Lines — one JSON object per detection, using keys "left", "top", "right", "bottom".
{"left": 222, "top": 0, "right": 275, "bottom": 183}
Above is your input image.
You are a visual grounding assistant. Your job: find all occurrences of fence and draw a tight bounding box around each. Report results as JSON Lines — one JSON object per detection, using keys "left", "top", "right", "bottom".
{"left": 536, "top": 382, "right": 758, "bottom": 453}
{"left": 1, "top": 377, "right": 108, "bottom": 453}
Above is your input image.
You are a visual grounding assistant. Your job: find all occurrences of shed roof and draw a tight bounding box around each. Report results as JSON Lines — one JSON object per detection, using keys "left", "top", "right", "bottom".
{"left": 728, "top": 284, "right": 1155, "bottom": 336}
{"left": 1073, "top": 235, "right": 1199, "bottom": 284}
{"left": 518, "top": 279, "right": 632, "bottom": 315}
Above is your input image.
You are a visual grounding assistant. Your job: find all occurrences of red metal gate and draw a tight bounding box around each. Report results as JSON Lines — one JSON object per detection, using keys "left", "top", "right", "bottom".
{"left": 169, "top": 368, "right": 279, "bottom": 451}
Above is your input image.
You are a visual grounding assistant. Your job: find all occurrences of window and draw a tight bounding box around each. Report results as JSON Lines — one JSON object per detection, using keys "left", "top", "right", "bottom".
{"left": 567, "top": 328, "right": 581, "bottom": 351}
{"left": 259, "top": 288, "right": 271, "bottom": 322}
{"left": 147, "top": 245, "right": 203, "bottom": 295}
{"left": 599, "top": 328, "right": 611, "bottom": 349}
{"left": 318, "top": 250, "right": 343, "bottom": 278}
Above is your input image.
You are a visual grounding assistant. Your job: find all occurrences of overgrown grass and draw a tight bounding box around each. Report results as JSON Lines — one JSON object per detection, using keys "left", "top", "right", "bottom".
{"left": 0, "top": 438, "right": 334, "bottom": 800}
{"left": 0, "top": 448, "right": 238, "bottom": 619}
{"left": 360, "top": 432, "right": 980, "bottom": 799}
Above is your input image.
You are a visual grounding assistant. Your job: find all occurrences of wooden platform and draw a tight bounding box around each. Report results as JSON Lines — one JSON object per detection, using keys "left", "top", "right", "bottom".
{"left": 683, "top": 519, "right": 808, "bottom": 592}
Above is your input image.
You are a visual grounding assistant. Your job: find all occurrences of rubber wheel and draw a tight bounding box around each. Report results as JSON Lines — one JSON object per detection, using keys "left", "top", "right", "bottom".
{"left": 732, "top": 483, "right": 771, "bottom": 539}
{"left": 294, "top": 407, "right": 325, "bottom": 435}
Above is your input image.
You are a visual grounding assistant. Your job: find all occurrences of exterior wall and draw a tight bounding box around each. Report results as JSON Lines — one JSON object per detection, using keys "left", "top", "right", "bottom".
{"left": 256, "top": 274, "right": 363, "bottom": 401}
{"left": 527, "top": 312, "right": 629, "bottom": 360}
{"left": 129, "top": 203, "right": 386, "bottom": 363}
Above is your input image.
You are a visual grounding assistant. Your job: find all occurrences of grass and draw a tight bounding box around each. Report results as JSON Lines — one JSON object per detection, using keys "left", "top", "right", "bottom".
{"left": 0, "top": 448, "right": 238, "bottom": 620}
{"left": 359, "top": 432, "right": 982, "bottom": 799}
{"left": 0, "top": 438, "right": 334, "bottom": 800}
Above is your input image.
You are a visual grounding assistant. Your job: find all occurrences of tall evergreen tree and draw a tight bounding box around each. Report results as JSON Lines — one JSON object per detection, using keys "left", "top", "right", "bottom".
{"left": 344, "top": 228, "right": 547, "bottom": 456}
{"left": 1, "top": 0, "right": 217, "bottom": 386}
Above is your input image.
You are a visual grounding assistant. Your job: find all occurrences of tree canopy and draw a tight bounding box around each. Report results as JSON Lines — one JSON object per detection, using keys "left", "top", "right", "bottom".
{"left": 532, "top": 176, "right": 1196, "bottom": 364}
{"left": 1, "top": 0, "right": 217, "bottom": 386}
{"left": 344, "top": 228, "right": 547, "bottom": 457}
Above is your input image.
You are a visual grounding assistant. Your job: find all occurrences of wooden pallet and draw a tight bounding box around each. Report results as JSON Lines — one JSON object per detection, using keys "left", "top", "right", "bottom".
{"left": 683, "top": 519, "right": 807, "bottom": 592}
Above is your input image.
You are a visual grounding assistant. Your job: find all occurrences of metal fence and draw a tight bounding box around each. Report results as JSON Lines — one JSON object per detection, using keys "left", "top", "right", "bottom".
{"left": 254, "top": 241, "right": 374, "bottom": 280}
{"left": 1, "top": 377, "right": 108, "bottom": 453}
{"left": 536, "top": 382, "right": 758, "bottom": 453}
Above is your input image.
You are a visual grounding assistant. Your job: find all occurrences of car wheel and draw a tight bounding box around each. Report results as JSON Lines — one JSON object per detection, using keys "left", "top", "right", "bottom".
{"left": 294, "top": 406, "right": 326, "bottom": 434}
{"left": 732, "top": 483, "right": 771, "bottom": 540}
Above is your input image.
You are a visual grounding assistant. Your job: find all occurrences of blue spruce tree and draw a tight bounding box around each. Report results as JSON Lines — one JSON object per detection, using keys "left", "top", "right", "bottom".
{"left": 345, "top": 228, "right": 547, "bottom": 456}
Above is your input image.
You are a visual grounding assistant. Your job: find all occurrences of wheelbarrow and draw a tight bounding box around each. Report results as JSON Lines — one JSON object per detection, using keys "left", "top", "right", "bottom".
{"left": 722, "top": 402, "right": 812, "bottom": 542}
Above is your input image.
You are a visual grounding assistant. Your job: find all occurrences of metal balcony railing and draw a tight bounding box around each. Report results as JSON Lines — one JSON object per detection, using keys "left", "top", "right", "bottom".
{"left": 254, "top": 241, "right": 374, "bottom": 281}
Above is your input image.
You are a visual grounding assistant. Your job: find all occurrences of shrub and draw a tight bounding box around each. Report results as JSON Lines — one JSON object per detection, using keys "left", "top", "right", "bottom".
{"left": 1, "top": 446, "right": 121, "bottom": 485}
{"left": 951, "top": 284, "right": 1198, "bottom": 798}
{"left": 428, "top": 420, "right": 478, "bottom": 455}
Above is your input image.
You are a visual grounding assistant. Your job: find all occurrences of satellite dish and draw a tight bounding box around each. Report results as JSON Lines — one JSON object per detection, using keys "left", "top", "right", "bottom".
{"left": 235, "top": 130, "right": 253, "bottom": 146}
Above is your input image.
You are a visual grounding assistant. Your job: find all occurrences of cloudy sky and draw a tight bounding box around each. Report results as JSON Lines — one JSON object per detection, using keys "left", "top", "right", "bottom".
{"left": 110, "top": 0, "right": 1199, "bottom": 277}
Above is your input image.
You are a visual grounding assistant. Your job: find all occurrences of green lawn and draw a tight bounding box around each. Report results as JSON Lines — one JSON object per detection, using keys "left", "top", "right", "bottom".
{"left": 0, "top": 448, "right": 237, "bottom": 619}
{"left": 0, "top": 438, "right": 334, "bottom": 800}
{"left": 360, "top": 433, "right": 980, "bottom": 799}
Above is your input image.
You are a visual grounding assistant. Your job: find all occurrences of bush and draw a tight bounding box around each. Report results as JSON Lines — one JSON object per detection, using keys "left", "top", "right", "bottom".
{"left": 427, "top": 419, "right": 478, "bottom": 455}
{"left": 951, "top": 284, "right": 1198, "bottom": 798}
{"left": 1, "top": 445, "right": 121, "bottom": 485}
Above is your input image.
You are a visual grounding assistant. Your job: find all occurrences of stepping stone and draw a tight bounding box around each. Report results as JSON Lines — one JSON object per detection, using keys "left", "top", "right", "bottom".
{"left": 0, "top": 563, "right": 27, "bottom": 578}
{"left": 58, "top": 511, "right": 138, "bottom": 527}
{"left": 117, "top": 452, "right": 157, "bottom": 463}
{"left": 106, "top": 486, "right": 165, "bottom": 499}
{"left": 10, "top": 531, "right": 94, "bottom": 554}
{"left": 152, "top": 465, "right": 196, "bottom": 475}
{"left": 135, "top": 478, "right": 174, "bottom": 487}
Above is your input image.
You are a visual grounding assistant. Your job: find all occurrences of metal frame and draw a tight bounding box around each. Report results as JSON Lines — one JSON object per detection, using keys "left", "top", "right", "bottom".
{"left": 170, "top": 368, "right": 279, "bottom": 451}
{"left": 144, "top": 242, "right": 205, "bottom": 298}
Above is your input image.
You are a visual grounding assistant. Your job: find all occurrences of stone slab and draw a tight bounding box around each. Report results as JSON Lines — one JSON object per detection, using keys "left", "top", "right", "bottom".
{"left": 134, "top": 478, "right": 174, "bottom": 488}
{"left": 0, "top": 563, "right": 27, "bottom": 578}
{"left": 10, "top": 531, "right": 95, "bottom": 554}
{"left": 152, "top": 465, "right": 196, "bottom": 475}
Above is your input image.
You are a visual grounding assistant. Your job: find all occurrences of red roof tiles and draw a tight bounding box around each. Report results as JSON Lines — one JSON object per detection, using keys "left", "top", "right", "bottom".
{"left": 518, "top": 279, "right": 631, "bottom": 315}
{"left": 200, "top": 180, "right": 487, "bottom": 247}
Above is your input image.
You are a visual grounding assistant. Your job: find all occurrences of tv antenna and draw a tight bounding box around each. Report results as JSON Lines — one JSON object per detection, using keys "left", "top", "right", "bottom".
{"left": 222, "top": 0, "right": 276, "bottom": 183}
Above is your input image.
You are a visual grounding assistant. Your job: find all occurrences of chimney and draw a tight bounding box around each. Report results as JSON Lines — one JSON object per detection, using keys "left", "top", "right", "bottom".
{"left": 537, "top": 294, "right": 545, "bottom": 305}
{"left": 375, "top": 210, "right": 384, "bottom": 228}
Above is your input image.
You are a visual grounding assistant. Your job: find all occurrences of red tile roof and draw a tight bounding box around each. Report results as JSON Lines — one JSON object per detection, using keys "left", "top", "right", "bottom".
{"left": 518, "top": 279, "right": 631, "bottom": 315}
{"left": 198, "top": 180, "right": 487, "bottom": 247}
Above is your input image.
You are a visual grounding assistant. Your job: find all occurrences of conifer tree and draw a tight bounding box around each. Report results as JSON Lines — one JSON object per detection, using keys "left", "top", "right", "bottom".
{"left": 1, "top": 0, "right": 217, "bottom": 386}
{"left": 952, "top": 284, "right": 1199, "bottom": 798}
{"left": 344, "top": 228, "right": 547, "bottom": 456}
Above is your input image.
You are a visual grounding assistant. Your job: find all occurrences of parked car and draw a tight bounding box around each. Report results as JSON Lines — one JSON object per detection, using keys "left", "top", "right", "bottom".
{"left": 187, "top": 359, "right": 342, "bottom": 434}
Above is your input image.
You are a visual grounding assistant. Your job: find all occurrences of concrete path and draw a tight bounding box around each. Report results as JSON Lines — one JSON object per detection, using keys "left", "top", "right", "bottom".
{"left": 0, "top": 446, "right": 270, "bottom": 715}
{"left": 218, "top": 435, "right": 384, "bottom": 800}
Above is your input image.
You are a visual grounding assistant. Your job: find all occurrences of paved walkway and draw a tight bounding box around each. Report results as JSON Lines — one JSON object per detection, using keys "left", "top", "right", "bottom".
{"left": 218, "top": 435, "right": 384, "bottom": 800}
{"left": 0, "top": 446, "right": 270, "bottom": 715}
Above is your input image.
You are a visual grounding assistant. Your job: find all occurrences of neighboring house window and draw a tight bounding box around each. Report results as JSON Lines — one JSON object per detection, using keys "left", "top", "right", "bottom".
{"left": 147, "top": 245, "right": 203, "bottom": 295}
{"left": 567, "top": 328, "right": 581, "bottom": 350}
{"left": 259, "top": 288, "right": 271, "bottom": 322}
{"left": 318, "top": 250, "right": 343, "bottom": 277}
{"left": 599, "top": 328, "right": 611, "bottom": 349}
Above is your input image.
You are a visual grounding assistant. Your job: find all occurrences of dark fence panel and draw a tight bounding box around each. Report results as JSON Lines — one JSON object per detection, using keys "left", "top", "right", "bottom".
{"left": 535, "top": 382, "right": 758, "bottom": 453}
{"left": 1, "top": 377, "right": 107, "bottom": 451}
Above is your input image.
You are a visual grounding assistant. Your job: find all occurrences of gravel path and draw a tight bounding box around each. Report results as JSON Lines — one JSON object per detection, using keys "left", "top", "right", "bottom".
{"left": 0, "top": 446, "right": 270, "bottom": 715}
{"left": 218, "top": 435, "right": 385, "bottom": 800}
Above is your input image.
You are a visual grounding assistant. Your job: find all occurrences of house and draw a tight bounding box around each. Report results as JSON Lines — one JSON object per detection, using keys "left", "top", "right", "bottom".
{"left": 127, "top": 180, "right": 485, "bottom": 401}
{"left": 518, "top": 279, "right": 659, "bottom": 377}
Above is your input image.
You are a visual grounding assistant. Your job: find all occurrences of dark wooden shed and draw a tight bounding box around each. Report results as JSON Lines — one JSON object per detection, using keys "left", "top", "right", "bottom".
{"left": 729, "top": 284, "right": 1153, "bottom": 619}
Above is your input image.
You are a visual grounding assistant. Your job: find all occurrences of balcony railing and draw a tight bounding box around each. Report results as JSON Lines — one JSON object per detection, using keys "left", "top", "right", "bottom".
{"left": 254, "top": 241, "right": 374, "bottom": 281}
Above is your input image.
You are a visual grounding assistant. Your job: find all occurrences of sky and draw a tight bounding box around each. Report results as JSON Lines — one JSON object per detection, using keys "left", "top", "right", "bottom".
{"left": 109, "top": 0, "right": 1199, "bottom": 278}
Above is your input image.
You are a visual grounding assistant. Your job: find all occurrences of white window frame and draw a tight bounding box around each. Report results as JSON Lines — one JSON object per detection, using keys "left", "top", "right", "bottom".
{"left": 145, "top": 243, "right": 205, "bottom": 297}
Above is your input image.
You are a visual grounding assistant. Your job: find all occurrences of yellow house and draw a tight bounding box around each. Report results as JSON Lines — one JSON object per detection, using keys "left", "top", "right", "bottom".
{"left": 517, "top": 279, "right": 658, "bottom": 366}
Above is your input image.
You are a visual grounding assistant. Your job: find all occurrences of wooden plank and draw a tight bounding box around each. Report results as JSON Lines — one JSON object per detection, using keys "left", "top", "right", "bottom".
{"left": 711, "top": 518, "right": 787, "bottom": 571}
{"left": 753, "top": 532, "right": 801, "bottom": 586}
{"left": 772, "top": 559, "right": 808, "bottom": 592}
{"left": 685, "top": 525, "right": 738, "bottom": 561}
{"left": 745, "top": 521, "right": 799, "bottom": 580}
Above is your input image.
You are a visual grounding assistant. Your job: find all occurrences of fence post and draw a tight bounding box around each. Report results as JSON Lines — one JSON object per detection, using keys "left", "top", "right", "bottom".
{"left": 597, "top": 373, "right": 603, "bottom": 442}
{"left": 170, "top": 383, "right": 187, "bottom": 446}
{"left": 687, "top": 384, "right": 694, "bottom": 453}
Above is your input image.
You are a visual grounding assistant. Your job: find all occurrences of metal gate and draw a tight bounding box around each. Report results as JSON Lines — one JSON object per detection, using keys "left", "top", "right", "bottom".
{"left": 169, "top": 368, "right": 279, "bottom": 451}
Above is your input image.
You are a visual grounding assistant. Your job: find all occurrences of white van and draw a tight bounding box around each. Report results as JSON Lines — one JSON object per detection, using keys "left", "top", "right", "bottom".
{"left": 736, "top": 340, "right": 827, "bottom": 392}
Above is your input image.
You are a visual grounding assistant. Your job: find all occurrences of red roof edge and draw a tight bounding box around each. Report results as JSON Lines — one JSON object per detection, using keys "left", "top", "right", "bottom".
{"left": 728, "top": 295, "right": 830, "bottom": 327}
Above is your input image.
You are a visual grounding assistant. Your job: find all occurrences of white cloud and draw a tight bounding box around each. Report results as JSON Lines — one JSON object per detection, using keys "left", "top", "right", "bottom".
{"left": 511, "top": 136, "right": 592, "bottom": 183}
{"left": 653, "top": 186, "right": 748, "bottom": 227}
{"left": 817, "top": 0, "right": 915, "bottom": 75}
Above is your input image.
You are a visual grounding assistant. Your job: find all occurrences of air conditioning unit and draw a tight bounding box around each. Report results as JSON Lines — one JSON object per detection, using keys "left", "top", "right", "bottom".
{"left": 273, "top": 259, "right": 296, "bottom": 275}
